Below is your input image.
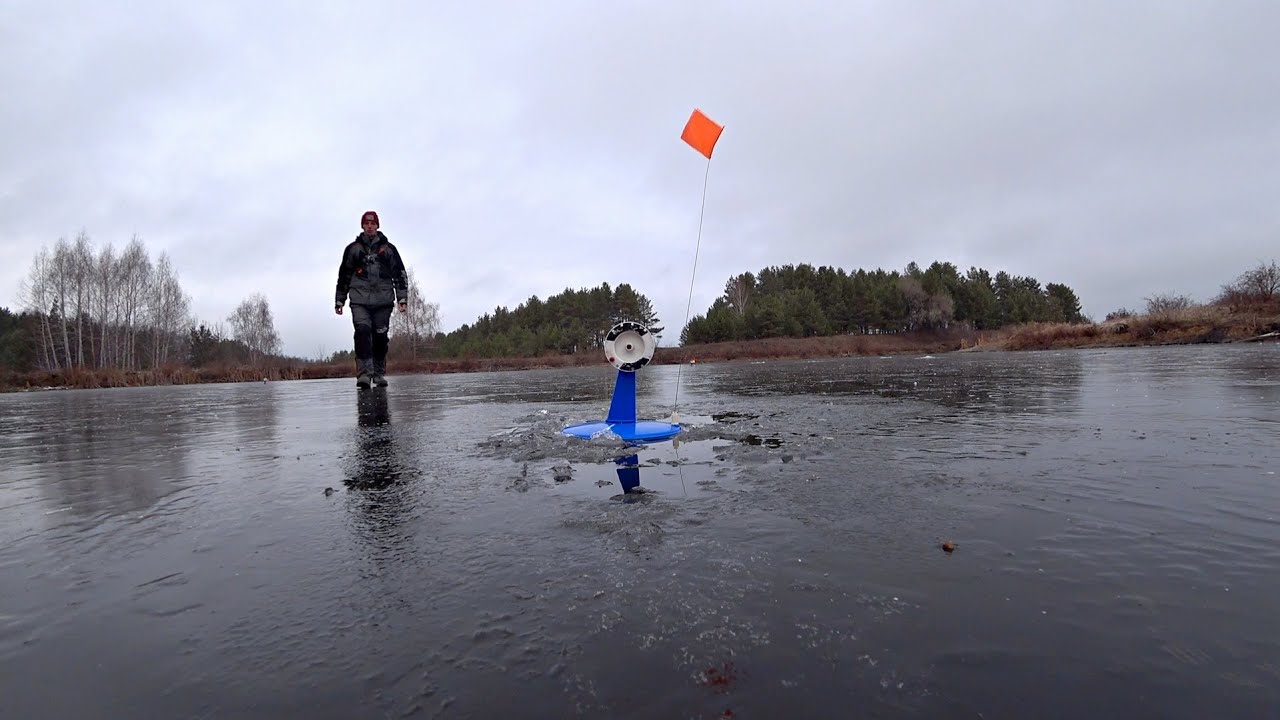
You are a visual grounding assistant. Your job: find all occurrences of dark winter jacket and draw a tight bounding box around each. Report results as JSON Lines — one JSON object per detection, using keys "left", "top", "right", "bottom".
{"left": 335, "top": 231, "right": 409, "bottom": 308}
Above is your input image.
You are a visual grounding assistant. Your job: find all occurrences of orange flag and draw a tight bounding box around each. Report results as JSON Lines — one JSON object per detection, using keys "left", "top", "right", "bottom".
{"left": 680, "top": 108, "right": 723, "bottom": 159}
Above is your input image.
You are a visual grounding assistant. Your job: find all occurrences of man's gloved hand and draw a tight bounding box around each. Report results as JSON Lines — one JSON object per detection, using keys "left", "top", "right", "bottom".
{"left": 335, "top": 304, "right": 344, "bottom": 315}
{"left": 398, "top": 300, "right": 408, "bottom": 313}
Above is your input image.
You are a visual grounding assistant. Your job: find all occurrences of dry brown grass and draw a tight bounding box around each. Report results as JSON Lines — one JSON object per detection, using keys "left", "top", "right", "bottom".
{"left": 1, "top": 365, "right": 306, "bottom": 391}
{"left": 0, "top": 354, "right": 611, "bottom": 392}
{"left": 1000, "top": 306, "right": 1279, "bottom": 351}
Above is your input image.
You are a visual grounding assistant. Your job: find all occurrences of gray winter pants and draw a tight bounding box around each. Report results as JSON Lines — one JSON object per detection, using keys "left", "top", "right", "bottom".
{"left": 351, "top": 304, "right": 392, "bottom": 371}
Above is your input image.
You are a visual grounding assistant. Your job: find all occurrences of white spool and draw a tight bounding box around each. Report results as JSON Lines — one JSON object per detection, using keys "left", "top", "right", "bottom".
{"left": 603, "top": 320, "right": 656, "bottom": 372}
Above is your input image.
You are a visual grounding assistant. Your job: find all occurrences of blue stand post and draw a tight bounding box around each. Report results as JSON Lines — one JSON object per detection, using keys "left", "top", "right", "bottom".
{"left": 563, "top": 369, "right": 680, "bottom": 442}
{"left": 606, "top": 370, "right": 636, "bottom": 424}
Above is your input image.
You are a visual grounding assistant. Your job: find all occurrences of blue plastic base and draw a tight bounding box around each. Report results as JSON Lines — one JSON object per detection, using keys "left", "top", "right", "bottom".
{"left": 563, "top": 367, "right": 680, "bottom": 443}
{"left": 562, "top": 420, "right": 681, "bottom": 442}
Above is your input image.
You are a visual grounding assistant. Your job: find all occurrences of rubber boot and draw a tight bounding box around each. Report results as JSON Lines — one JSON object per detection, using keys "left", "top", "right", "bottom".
{"left": 356, "top": 358, "right": 373, "bottom": 389}
{"left": 372, "top": 358, "right": 388, "bottom": 387}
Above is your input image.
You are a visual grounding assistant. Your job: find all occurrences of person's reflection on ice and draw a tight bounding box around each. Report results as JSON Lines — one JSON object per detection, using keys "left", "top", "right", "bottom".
{"left": 343, "top": 387, "right": 421, "bottom": 584}
{"left": 346, "top": 388, "right": 397, "bottom": 491}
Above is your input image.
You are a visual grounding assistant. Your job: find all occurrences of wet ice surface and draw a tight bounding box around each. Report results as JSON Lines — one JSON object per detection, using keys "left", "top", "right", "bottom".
{"left": 1, "top": 345, "right": 1278, "bottom": 719}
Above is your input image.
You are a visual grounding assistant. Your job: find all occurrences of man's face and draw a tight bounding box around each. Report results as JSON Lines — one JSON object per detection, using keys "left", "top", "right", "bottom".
{"left": 362, "top": 219, "right": 378, "bottom": 234}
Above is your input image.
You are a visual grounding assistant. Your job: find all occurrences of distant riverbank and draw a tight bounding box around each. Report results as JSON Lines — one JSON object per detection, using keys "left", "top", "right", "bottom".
{"left": 3, "top": 307, "right": 1275, "bottom": 393}
{"left": 993, "top": 305, "right": 1279, "bottom": 351}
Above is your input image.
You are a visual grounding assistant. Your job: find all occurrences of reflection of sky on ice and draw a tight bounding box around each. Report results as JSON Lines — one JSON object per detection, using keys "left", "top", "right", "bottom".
{"left": 0, "top": 345, "right": 1278, "bottom": 718}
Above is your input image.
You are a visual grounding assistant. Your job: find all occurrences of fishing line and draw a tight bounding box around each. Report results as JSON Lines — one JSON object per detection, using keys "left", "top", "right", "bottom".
{"left": 674, "top": 437, "right": 688, "bottom": 498}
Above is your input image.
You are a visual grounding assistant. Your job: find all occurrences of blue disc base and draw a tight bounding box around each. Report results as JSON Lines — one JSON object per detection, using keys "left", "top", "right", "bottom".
{"left": 562, "top": 420, "right": 682, "bottom": 442}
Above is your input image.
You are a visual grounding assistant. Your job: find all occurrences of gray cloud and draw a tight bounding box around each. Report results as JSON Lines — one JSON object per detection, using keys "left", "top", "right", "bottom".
{"left": 3, "top": 0, "right": 1276, "bottom": 358}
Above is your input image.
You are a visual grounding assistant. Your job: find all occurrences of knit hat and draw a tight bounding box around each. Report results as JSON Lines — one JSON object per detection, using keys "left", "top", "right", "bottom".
{"left": 361, "top": 211, "right": 380, "bottom": 228}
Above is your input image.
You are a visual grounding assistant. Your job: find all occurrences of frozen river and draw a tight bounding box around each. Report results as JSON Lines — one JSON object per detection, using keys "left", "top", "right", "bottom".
{"left": 1, "top": 344, "right": 1277, "bottom": 719}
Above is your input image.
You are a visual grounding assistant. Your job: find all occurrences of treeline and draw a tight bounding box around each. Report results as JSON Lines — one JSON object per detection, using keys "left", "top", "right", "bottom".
{"left": 0, "top": 306, "right": 36, "bottom": 370}
{"left": 17, "top": 232, "right": 194, "bottom": 371}
{"left": 5, "top": 232, "right": 292, "bottom": 374}
{"left": 7, "top": 225, "right": 1271, "bottom": 383}
{"left": 432, "top": 283, "right": 661, "bottom": 358}
{"left": 681, "top": 261, "right": 1084, "bottom": 344}
{"left": 0, "top": 308, "right": 261, "bottom": 375}
{"left": 1, "top": 230, "right": 444, "bottom": 376}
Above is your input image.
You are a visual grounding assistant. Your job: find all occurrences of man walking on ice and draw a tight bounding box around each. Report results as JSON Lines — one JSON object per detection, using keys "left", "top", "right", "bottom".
{"left": 335, "top": 210, "right": 409, "bottom": 388}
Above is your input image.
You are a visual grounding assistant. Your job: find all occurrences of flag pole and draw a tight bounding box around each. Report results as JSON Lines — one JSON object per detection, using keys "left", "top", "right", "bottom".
{"left": 671, "top": 108, "right": 723, "bottom": 426}
{"left": 672, "top": 155, "right": 713, "bottom": 424}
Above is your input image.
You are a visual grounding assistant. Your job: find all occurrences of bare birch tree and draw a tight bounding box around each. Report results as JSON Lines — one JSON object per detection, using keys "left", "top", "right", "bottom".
{"left": 149, "top": 252, "right": 192, "bottom": 367}
{"left": 724, "top": 272, "right": 755, "bottom": 316}
{"left": 389, "top": 267, "right": 441, "bottom": 361}
{"left": 227, "top": 293, "right": 282, "bottom": 366}
{"left": 18, "top": 248, "right": 58, "bottom": 371}
{"left": 92, "top": 241, "right": 117, "bottom": 368}
{"left": 19, "top": 233, "right": 199, "bottom": 372}
{"left": 69, "top": 231, "right": 93, "bottom": 367}
{"left": 116, "top": 236, "right": 153, "bottom": 369}
{"left": 49, "top": 237, "right": 76, "bottom": 368}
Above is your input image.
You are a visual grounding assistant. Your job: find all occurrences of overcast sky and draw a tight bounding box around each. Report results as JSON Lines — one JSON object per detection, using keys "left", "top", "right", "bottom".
{"left": 2, "top": 1, "right": 1276, "bottom": 358}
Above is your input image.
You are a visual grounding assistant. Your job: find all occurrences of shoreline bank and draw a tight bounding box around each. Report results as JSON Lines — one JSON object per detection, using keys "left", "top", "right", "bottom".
{"left": 3, "top": 309, "right": 1275, "bottom": 393}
